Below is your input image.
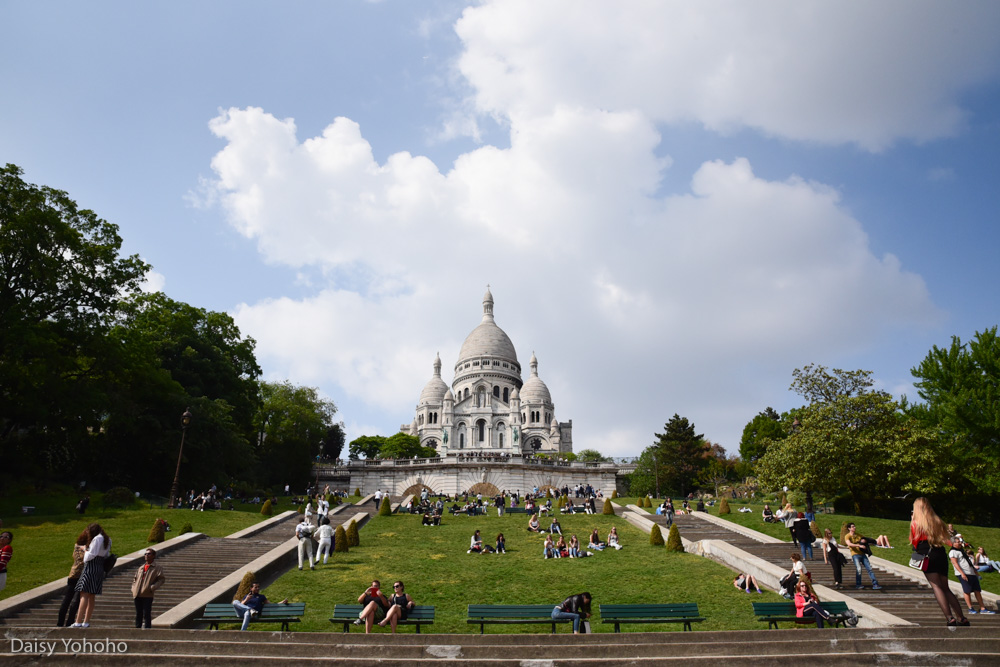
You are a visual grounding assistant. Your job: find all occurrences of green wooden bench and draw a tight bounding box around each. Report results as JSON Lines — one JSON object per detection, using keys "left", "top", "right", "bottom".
{"left": 599, "top": 603, "right": 705, "bottom": 632}
{"left": 330, "top": 604, "right": 435, "bottom": 633}
{"left": 195, "top": 602, "right": 305, "bottom": 632}
{"left": 467, "top": 604, "right": 575, "bottom": 634}
{"left": 752, "top": 601, "right": 857, "bottom": 629}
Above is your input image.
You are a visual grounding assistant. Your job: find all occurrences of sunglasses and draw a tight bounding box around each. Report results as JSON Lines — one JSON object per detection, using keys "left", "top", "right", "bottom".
{"left": 393, "top": 584, "right": 402, "bottom": 588}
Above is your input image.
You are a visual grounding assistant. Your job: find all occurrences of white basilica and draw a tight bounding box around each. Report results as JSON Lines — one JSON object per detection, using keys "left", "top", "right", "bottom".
{"left": 401, "top": 288, "right": 573, "bottom": 456}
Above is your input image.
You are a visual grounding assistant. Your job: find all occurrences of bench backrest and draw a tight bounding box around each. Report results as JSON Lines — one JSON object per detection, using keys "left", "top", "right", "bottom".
{"left": 752, "top": 601, "right": 848, "bottom": 616}
{"left": 467, "top": 604, "right": 555, "bottom": 619}
{"left": 331, "top": 604, "right": 435, "bottom": 620}
{"left": 599, "top": 603, "right": 701, "bottom": 618}
{"left": 202, "top": 602, "right": 306, "bottom": 618}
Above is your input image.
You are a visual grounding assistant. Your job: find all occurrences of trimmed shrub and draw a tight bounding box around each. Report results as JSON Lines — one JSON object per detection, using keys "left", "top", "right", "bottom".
{"left": 779, "top": 492, "right": 788, "bottom": 507}
{"left": 718, "top": 498, "right": 731, "bottom": 515}
{"left": 147, "top": 519, "right": 166, "bottom": 543}
{"left": 611, "top": 489, "right": 619, "bottom": 499}
{"left": 645, "top": 497, "right": 653, "bottom": 508}
{"left": 334, "top": 525, "right": 349, "bottom": 552}
{"left": 355, "top": 487, "right": 361, "bottom": 496}
{"left": 546, "top": 488, "right": 552, "bottom": 498}
{"left": 347, "top": 519, "right": 360, "bottom": 547}
{"left": 649, "top": 524, "right": 665, "bottom": 546}
{"left": 298, "top": 504, "right": 305, "bottom": 514}
{"left": 260, "top": 499, "right": 273, "bottom": 516}
{"left": 666, "top": 524, "right": 684, "bottom": 552}
{"left": 234, "top": 571, "right": 256, "bottom": 601}
{"left": 180, "top": 523, "right": 193, "bottom": 535}
{"left": 331, "top": 495, "right": 341, "bottom": 507}
{"left": 602, "top": 499, "right": 614, "bottom": 515}
{"left": 810, "top": 520, "right": 822, "bottom": 538}
{"left": 840, "top": 522, "right": 850, "bottom": 546}
{"left": 379, "top": 497, "right": 393, "bottom": 516}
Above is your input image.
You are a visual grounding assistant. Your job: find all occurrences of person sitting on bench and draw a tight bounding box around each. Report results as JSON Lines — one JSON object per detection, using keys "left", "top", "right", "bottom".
{"left": 232, "top": 583, "right": 288, "bottom": 632}
{"left": 794, "top": 581, "right": 833, "bottom": 628}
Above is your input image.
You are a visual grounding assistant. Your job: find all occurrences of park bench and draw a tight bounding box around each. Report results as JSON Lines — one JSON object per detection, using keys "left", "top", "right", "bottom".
{"left": 598, "top": 603, "right": 705, "bottom": 632}
{"left": 467, "top": 604, "right": 576, "bottom": 634}
{"left": 195, "top": 602, "right": 306, "bottom": 632}
{"left": 329, "top": 604, "right": 435, "bottom": 633}
{"left": 752, "top": 601, "right": 857, "bottom": 629}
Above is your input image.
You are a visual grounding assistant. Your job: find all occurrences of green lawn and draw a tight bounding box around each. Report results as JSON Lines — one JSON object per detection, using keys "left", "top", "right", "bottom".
{"left": 255, "top": 509, "right": 783, "bottom": 633}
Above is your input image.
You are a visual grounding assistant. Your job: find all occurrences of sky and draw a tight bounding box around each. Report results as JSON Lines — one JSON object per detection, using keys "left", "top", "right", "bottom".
{"left": 3, "top": 1, "right": 1000, "bottom": 458}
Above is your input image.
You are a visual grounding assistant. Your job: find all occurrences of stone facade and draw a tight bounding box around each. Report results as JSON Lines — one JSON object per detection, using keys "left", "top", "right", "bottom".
{"left": 401, "top": 288, "right": 572, "bottom": 456}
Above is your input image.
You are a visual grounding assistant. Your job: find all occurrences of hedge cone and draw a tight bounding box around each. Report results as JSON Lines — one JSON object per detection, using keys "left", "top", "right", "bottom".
{"left": 611, "top": 489, "right": 619, "bottom": 499}
{"left": 234, "top": 571, "right": 256, "bottom": 601}
{"left": 147, "top": 519, "right": 166, "bottom": 543}
{"left": 180, "top": 522, "right": 192, "bottom": 535}
{"left": 666, "top": 524, "right": 684, "bottom": 552}
{"left": 718, "top": 498, "right": 731, "bottom": 515}
{"left": 334, "top": 525, "right": 349, "bottom": 552}
{"left": 260, "top": 499, "right": 273, "bottom": 516}
{"left": 347, "top": 519, "right": 360, "bottom": 547}
{"left": 649, "top": 524, "right": 665, "bottom": 546}
{"left": 379, "top": 497, "right": 393, "bottom": 516}
{"left": 602, "top": 499, "right": 614, "bottom": 515}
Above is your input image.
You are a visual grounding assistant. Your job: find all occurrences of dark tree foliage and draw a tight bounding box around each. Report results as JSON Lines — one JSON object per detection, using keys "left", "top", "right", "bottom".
{"left": 349, "top": 435, "right": 386, "bottom": 460}
{"left": 652, "top": 414, "right": 709, "bottom": 497}
{"left": 739, "top": 408, "right": 787, "bottom": 464}
{"left": 255, "top": 380, "right": 338, "bottom": 488}
{"left": 324, "top": 423, "right": 347, "bottom": 460}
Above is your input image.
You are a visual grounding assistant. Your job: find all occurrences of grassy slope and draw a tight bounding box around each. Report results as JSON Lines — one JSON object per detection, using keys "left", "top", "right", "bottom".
{"left": 259, "top": 509, "right": 782, "bottom": 633}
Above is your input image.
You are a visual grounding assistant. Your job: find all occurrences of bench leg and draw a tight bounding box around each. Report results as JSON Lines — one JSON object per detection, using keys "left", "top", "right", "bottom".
{"left": 614, "top": 623, "right": 620, "bottom": 633}
{"left": 683, "top": 622, "right": 691, "bottom": 631}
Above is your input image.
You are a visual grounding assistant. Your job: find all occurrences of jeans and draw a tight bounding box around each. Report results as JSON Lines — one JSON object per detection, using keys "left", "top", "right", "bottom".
{"left": 134, "top": 596, "right": 153, "bottom": 628}
{"left": 232, "top": 601, "right": 255, "bottom": 631}
{"left": 852, "top": 554, "right": 878, "bottom": 587}
{"left": 800, "top": 541, "right": 814, "bottom": 560}
{"left": 552, "top": 607, "right": 581, "bottom": 632}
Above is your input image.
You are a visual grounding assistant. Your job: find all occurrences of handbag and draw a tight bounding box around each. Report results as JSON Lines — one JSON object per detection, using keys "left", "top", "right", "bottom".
{"left": 908, "top": 551, "right": 928, "bottom": 571}
{"left": 103, "top": 553, "right": 118, "bottom": 574}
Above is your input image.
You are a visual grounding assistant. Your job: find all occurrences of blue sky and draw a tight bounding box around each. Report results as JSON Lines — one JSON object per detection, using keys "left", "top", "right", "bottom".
{"left": 3, "top": 1, "right": 999, "bottom": 457}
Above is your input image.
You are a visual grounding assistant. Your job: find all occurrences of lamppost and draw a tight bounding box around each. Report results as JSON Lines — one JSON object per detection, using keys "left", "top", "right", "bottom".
{"left": 167, "top": 408, "right": 193, "bottom": 509}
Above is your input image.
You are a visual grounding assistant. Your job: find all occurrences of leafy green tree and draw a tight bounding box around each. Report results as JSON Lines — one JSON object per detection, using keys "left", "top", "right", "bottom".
{"left": 349, "top": 435, "right": 386, "bottom": 460}
{"left": 652, "top": 415, "right": 709, "bottom": 497}
{"left": 909, "top": 327, "right": 1000, "bottom": 491}
{"left": 380, "top": 432, "right": 436, "bottom": 459}
{"left": 577, "top": 448, "right": 611, "bottom": 462}
{"left": 255, "top": 380, "right": 338, "bottom": 487}
{"left": 739, "top": 408, "right": 787, "bottom": 464}
{"left": 790, "top": 364, "right": 874, "bottom": 404}
{"left": 324, "top": 423, "right": 346, "bottom": 460}
{"left": 756, "top": 392, "right": 952, "bottom": 512}
{"left": 1, "top": 164, "right": 148, "bottom": 483}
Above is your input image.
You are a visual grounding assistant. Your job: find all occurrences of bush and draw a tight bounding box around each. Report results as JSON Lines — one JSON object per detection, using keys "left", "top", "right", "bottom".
{"left": 602, "top": 499, "right": 614, "bottom": 515}
{"left": 779, "top": 492, "right": 788, "bottom": 507}
{"left": 180, "top": 523, "right": 193, "bottom": 535}
{"left": 379, "top": 498, "right": 393, "bottom": 516}
{"left": 546, "top": 488, "right": 552, "bottom": 498}
{"left": 261, "top": 499, "right": 273, "bottom": 516}
{"left": 147, "top": 519, "right": 166, "bottom": 543}
{"left": 649, "top": 524, "right": 665, "bottom": 546}
{"left": 334, "top": 525, "right": 349, "bottom": 552}
{"left": 103, "top": 486, "right": 135, "bottom": 508}
{"left": 347, "top": 519, "right": 360, "bottom": 547}
{"left": 645, "top": 497, "right": 653, "bottom": 508}
{"left": 234, "top": 571, "right": 256, "bottom": 601}
{"left": 355, "top": 487, "right": 361, "bottom": 496}
{"left": 718, "top": 498, "right": 731, "bottom": 515}
{"left": 810, "top": 521, "right": 822, "bottom": 538}
{"left": 611, "top": 489, "right": 618, "bottom": 499}
{"left": 331, "top": 495, "right": 341, "bottom": 507}
{"left": 666, "top": 524, "right": 684, "bottom": 552}
{"left": 298, "top": 504, "right": 305, "bottom": 514}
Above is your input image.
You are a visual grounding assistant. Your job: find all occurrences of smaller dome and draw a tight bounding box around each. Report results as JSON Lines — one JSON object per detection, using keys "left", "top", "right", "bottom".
{"left": 510, "top": 387, "right": 520, "bottom": 400}
{"left": 521, "top": 352, "right": 551, "bottom": 404}
{"left": 419, "top": 353, "right": 449, "bottom": 405}
{"left": 444, "top": 389, "right": 454, "bottom": 402}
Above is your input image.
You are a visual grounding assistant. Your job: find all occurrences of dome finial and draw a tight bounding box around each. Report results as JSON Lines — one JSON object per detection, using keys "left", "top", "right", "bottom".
{"left": 530, "top": 352, "right": 538, "bottom": 377}
{"left": 482, "top": 285, "right": 494, "bottom": 321}
{"left": 433, "top": 352, "right": 442, "bottom": 376}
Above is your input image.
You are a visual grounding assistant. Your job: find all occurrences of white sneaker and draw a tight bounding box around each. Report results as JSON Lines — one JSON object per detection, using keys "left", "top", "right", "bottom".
{"left": 70, "top": 623, "right": 83, "bottom": 628}
{"left": 81, "top": 623, "right": 90, "bottom": 628}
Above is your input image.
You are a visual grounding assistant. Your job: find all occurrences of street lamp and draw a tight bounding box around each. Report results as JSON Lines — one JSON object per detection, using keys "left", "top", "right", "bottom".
{"left": 167, "top": 408, "right": 193, "bottom": 509}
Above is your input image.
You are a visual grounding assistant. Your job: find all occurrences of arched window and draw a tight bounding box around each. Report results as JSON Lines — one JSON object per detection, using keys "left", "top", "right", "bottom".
{"left": 419, "top": 414, "right": 424, "bottom": 425}
{"left": 497, "top": 423, "right": 505, "bottom": 449}
{"left": 503, "top": 387, "right": 509, "bottom": 403}
{"left": 464, "top": 388, "right": 470, "bottom": 399}
{"left": 493, "top": 386, "right": 500, "bottom": 398}
{"left": 478, "top": 419, "right": 486, "bottom": 442}
{"left": 459, "top": 432, "right": 465, "bottom": 448}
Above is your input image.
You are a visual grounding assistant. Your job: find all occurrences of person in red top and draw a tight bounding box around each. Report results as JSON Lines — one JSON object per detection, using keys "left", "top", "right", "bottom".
{"left": 131, "top": 548, "right": 166, "bottom": 629}
{"left": 793, "top": 580, "right": 833, "bottom": 628}
{"left": 0, "top": 531, "right": 12, "bottom": 593}
{"left": 910, "top": 497, "right": 968, "bottom": 626}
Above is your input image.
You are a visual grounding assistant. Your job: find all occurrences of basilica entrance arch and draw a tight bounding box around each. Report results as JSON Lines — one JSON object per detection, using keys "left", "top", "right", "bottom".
{"left": 466, "top": 482, "right": 500, "bottom": 497}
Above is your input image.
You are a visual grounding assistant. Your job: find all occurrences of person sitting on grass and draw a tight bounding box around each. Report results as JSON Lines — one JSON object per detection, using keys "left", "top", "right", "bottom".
{"left": 544, "top": 534, "right": 560, "bottom": 559}
{"left": 733, "top": 572, "right": 763, "bottom": 594}
{"left": 527, "top": 514, "right": 541, "bottom": 533}
{"left": 873, "top": 535, "right": 893, "bottom": 548}
{"left": 468, "top": 529, "right": 494, "bottom": 553}
{"left": 568, "top": 534, "right": 582, "bottom": 558}
{"left": 549, "top": 518, "right": 562, "bottom": 535}
{"left": 495, "top": 533, "right": 506, "bottom": 554}
{"left": 607, "top": 526, "right": 623, "bottom": 550}
{"left": 975, "top": 547, "right": 1000, "bottom": 574}
{"left": 555, "top": 535, "right": 569, "bottom": 558}
{"left": 588, "top": 529, "right": 605, "bottom": 551}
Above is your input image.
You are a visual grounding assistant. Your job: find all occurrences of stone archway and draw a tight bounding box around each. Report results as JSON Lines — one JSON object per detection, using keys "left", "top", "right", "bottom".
{"left": 466, "top": 482, "right": 500, "bottom": 497}
{"left": 402, "top": 483, "right": 433, "bottom": 497}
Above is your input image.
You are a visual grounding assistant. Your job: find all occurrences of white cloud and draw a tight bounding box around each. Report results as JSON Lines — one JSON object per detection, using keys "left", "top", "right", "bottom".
{"left": 140, "top": 269, "right": 166, "bottom": 293}
{"left": 455, "top": 0, "right": 1000, "bottom": 150}
{"left": 212, "top": 104, "right": 941, "bottom": 452}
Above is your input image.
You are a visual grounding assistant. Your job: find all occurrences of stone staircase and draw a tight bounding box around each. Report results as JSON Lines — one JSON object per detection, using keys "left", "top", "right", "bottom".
{"left": 2, "top": 626, "right": 997, "bottom": 665}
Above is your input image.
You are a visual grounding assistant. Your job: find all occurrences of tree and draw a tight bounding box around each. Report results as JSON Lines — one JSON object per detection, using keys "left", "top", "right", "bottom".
{"left": 1, "top": 164, "right": 148, "bottom": 483}
{"left": 652, "top": 415, "right": 710, "bottom": 497}
{"left": 324, "top": 423, "right": 346, "bottom": 460}
{"left": 739, "top": 408, "right": 787, "bottom": 464}
{"left": 254, "top": 380, "right": 338, "bottom": 488}
{"left": 380, "top": 432, "right": 436, "bottom": 459}
{"left": 909, "top": 327, "right": 1000, "bottom": 491}
{"left": 349, "top": 435, "right": 386, "bottom": 460}
{"left": 790, "top": 364, "right": 874, "bottom": 404}
{"left": 756, "top": 392, "right": 953, "bottom": 511}
{"left": 577, "top": 448, "right": 611, "bottom": 463}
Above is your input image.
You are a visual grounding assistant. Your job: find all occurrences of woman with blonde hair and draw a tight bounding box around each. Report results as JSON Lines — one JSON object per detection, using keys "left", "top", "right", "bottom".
{"left": 910, "top": 497, "right": 968, "bottom": 626}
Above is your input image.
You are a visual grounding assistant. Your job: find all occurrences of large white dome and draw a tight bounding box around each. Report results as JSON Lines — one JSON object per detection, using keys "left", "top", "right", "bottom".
{"left": 456, "top": 287, "right": 519, "bottom": 364}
